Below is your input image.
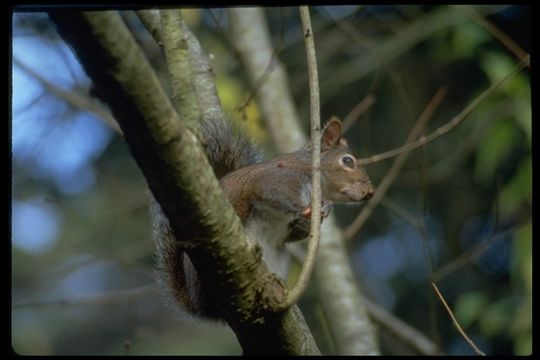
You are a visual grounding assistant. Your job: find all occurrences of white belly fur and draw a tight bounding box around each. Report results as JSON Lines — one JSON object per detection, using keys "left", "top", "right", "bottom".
{"left": 244, "top": 209, "right": 292, "bottom": 280}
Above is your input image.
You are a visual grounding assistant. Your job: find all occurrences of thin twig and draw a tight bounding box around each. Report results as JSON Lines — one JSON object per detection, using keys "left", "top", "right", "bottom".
{"left": 453, "top": 5, "right": 529, "bottom": 63}
{"left": 12, "top": 89, "right": 47, "bottom": 117}
{"left": 236, "top": 48, "right": 280, "bottom": 116}
{"left": 431, "top": 282, "right": 486, "bottom": 356}
{"left": 431, "top": 184, "right": 503, "bottom": 282}
{"left": 394, "top": 98, "right": 514, "bottom": 188}
{"left": 235, "top": 11, "right": 287, "bottom": 117}
{"left": 323, "top": 8, "right": 416, "bottom": 125}
{"left": 13, "top": 57, "right": 122, "bottom": 134}
{"left": 279, "top": 6, "right": 322, "bottom": 310}
{"left": 381, "top": 196, "right": 441, "bottom": 344}
{"left": 49, "top": 10, "right": 320, "bottom": 354}
{"left": 381, "top": 197, "right": 435, "bottom": 271}
{"left": 431, "top": 234, "right": 504, "bottom": 283}
{"left": 342, "top": 94, "right": 376, "bottom": 133}
{"left": 288, "top": 243, "right": 439, "bottom": 355}
{"left": 356, "top": 55, "right": 530, "bottom": 166}
{"left": 345, "top": 88, "right": 447, "bottom": 241}
{"left": 320, "top": 5, "right": 510, "bottom": 105}
{"left": 228, "top": 7, "right": 379, "bottom": 353}
{"left": 362, "top": 296, "right": 440, "bottom": 355}
{"left": 228, "top": 7, "right": 306, "bottom": 153}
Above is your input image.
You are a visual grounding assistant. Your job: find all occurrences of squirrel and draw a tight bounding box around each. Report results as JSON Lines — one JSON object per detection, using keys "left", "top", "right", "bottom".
{"left": 150, "top": 116, "right": 374, "bottom": 321}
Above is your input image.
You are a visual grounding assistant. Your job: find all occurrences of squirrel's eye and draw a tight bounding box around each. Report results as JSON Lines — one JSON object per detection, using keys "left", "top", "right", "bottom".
{"left": 341, "top": 155, "right": 355, "bottom": 168}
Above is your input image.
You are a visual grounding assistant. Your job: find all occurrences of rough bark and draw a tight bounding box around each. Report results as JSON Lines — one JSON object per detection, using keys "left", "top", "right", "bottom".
{"left": 48, "top": 10, "right": 319, "bottom": 355}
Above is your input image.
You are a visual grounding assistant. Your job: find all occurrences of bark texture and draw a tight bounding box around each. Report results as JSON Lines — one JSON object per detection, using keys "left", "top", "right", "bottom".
{"left": 49, "top": 10, "right": 319, "bottom": 355}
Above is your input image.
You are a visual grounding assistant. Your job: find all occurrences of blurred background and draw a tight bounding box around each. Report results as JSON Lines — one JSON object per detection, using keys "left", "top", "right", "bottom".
{"left": 11, "top": 5, "right": 531, "bottom": 355}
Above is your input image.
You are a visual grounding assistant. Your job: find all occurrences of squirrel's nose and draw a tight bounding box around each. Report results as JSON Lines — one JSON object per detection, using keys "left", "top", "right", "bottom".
{"left": 364, "top": 187, "right": 374, "bottom": 200}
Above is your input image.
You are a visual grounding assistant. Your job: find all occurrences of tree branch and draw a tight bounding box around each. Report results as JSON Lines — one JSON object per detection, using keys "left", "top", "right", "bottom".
{"left": 136, "top": 9, "right": 162, "bottom": 45}
{"left": 341, "top": 94, "right": 376, "bottom": 133}
{"left": 13, "top": 56, "right": 122, "bottom": 134}
{"left": 278, "top": 6, "right": 322, "bottom": 311}
{"left": 137, "top": 9, "right": 225, "bottom": 123}
{"left": 453, "top": 5, "right": 529, "bottom": 63}
{"left": 355, "top": 54, "right": 529, "bottom": 167}
{"left": 320, "top": 5, "right": 511, "bottom": 105}
{"left": 48, "top": 10, "right": 319, "bottom": 355}
{"left": 228, "top": 7, "right": 305, "bottom": 153}
{"left": 345, "top": 88, "right": 446, "bottom": 240}
{"left": 228, "top": 7, "right": 380, "bottom": 354}
{"left": 182, "top": 20, "right": 225, "bottom": 123}
{"left": 361, "top": 295, "right": 441, "bottom": 355}
{"left": 160, "top": 9, "right": 200, "bottom": 130}
{"left": 431, "top": 283, "right": 486, "bottom": 356}
{"left": 288, "top": 242, "right": 440, "bottom": 355}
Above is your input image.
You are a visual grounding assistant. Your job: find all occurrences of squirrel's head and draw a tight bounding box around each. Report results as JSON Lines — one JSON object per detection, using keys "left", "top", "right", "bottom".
{"left": 319, "top": 117, "right": 374, "bottom": 203}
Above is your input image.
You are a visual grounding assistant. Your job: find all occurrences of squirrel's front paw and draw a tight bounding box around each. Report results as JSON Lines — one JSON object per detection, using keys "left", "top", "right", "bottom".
{"left": 301, "top": 200, "right": 333, "bottom": 219}
{"left": 287, "top": 217, "right": 311, "bottom": 242}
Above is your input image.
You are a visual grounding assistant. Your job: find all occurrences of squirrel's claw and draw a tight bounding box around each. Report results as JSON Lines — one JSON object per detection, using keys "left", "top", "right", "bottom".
{"left": 321, "top": 200, "right": 333, "bottom": 218}
{"left": 302, "top": 200, "right": 333, "bottom": 219}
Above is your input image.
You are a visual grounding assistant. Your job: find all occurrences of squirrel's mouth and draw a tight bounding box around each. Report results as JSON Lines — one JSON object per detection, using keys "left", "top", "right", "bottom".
{"left": 340, "top": 186, "right": 374, "bottom": 202}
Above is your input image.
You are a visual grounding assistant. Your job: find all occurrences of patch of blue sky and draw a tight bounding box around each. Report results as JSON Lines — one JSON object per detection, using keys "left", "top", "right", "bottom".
{"left": 354, "top": 214, "right": 444, "bottom": 284}
{"left": 13, "top": 109, "right": 112, "bottom": 195}
{"left": 12, "top": 17, "right": 89, "bottom": 89}
{"left": 12, "top": 24, "right": 113, "bottom": 195}
{"left": 460, "top": 215, "right": 511, "bottom": 275}
{"left": 11, "top": 59, "right": 44, "bottom": 114}
{"left": 12, "top": 199, "right": 62, "bottom": 255}
{"left": 356, "top": 235, "right": 404, "bottom": 282}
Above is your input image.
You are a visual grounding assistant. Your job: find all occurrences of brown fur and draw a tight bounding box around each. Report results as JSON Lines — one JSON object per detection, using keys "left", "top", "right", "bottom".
{"left": 151, "top": 116, "right": 374, "bottom": 321}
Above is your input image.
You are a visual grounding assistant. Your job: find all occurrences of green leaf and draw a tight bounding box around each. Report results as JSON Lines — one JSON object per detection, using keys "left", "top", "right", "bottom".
{"left": 480, "top": 50, "right": 531, "bottom": 142}
{"left": 513, "top": 91, "right": 531, "bottom": 143}
{"left": 478, "top": 298, "right": 514, "bottom": 337}
{"left": 510, "top": 295, "right": 532, "bottom": 343}
{"left": 481, "top": 52, "right": 515, "bottom": 87}
{"left": 451, "top": 22, "right": 489, "bottom": 58}
{"left": 514, "top": 332, "right": 532, "bottom": 355}
{"left": 508, "top": 222, "right": 532, "bottom": 354}
{"left": 511, "top": 222, "right": 532, "bottom": 291}
{"left": 454, "top": 291, "right": 489, "bottom": 328}
{"left": 474, "top": 118, "right": 518, "bottom": 183}
{"left": 499, "top": 157, "right": 532, "bottom": 217}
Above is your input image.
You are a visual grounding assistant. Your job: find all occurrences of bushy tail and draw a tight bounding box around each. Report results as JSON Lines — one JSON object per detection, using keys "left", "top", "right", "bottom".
{"left": 151, "top": 116, "right": 262, "bottom": 320}
{"left": 200, "top": 117, "right": 263, "bottom": 179}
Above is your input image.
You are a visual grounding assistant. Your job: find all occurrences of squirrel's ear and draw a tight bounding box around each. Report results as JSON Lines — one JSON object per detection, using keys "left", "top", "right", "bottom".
{"left": 321, "top": 116, "right": 343, "bottom": 151}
